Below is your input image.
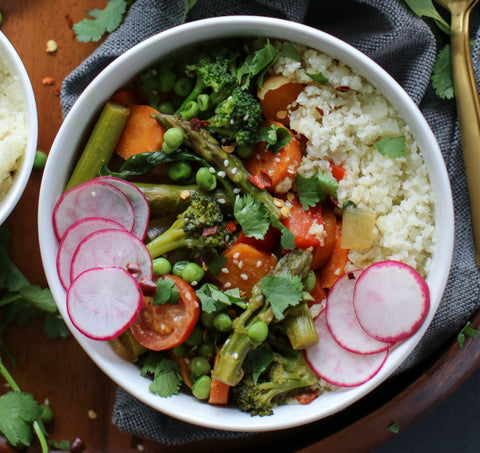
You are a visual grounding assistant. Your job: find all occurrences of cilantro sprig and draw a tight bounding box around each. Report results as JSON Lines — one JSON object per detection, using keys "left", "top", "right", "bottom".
{"left": 295, "top": 169, "right": 338, "bottom": 210}
{"left": 457, "top": 321, "right": 480, "bottom": 348}
{"left": 140, "top": 352, "right": 182, "bottom": 397}
{"left": 374, "top": 136, "right": 407, "bottom": 158}
{"left": 261, "top": 274, "right": 304, "bottom": 320}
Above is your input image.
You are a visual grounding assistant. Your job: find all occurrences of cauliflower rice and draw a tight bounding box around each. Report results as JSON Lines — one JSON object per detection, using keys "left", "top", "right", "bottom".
{"left": 271, "top": 43, "right": 435, "bottom": 277}
{"left": 0, "top": 48, "right": 27, "bottom": 201}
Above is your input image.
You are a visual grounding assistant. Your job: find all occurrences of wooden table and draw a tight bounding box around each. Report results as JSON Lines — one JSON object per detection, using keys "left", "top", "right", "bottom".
{"left": 2, "top": 1, "right": 479, "bottom": 452}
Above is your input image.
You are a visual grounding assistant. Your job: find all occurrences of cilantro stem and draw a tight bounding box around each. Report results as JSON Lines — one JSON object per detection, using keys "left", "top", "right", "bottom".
{"left": 0, "top": 293, "right": 21, "bottom": 307}
{"left": 0, "top": 358, "right": 49, "bottom": 453}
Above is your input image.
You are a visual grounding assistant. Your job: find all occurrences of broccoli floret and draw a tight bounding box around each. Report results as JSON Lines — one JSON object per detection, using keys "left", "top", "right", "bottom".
{"left": 232, "top": 352, "right": 319, "bottom": 416}
{"left": 146, "top": 191, "right": 229, "bottom": 259}
{"left": 208, "top": 86, "right": 263, "bottom": 145}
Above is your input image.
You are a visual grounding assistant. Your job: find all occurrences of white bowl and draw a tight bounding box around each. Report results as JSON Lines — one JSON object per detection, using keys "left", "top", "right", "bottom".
{"left": 38, "top": 16, "right": 454, "bottom": 432}
{"left": 0, "top": 31, "right": 37, "bottom": 225}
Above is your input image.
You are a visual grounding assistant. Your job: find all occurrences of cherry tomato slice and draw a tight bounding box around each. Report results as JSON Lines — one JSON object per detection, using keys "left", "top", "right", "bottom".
{"left": 130, "top": 274, "right": 200, "bottom": 351}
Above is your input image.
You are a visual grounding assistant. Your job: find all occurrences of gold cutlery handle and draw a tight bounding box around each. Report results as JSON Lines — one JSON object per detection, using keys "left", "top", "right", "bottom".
{"left": 450, "top": 7, "right": 480, "bottom": 266}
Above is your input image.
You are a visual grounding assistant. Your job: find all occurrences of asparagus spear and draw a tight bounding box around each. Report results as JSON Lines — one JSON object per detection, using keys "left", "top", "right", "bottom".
{"left": 212, "top": 248, "right": 313, "bottom": 387}
{"left": 283, "top": 302, "right": 319, "bottom": 350}
{"left": 152, "top": 113, "right": 281, "bottom": 220}
{"left": 65, "top": 102, "right": 130, "bottom": 191}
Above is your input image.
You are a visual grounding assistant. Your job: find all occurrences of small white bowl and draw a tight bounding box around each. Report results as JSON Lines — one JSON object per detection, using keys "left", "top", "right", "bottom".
{"left": 38, "top": 16, "right": 454, "bottom": 432}
{"left": 0, "top": 31, "right": 37, "bottom": 225}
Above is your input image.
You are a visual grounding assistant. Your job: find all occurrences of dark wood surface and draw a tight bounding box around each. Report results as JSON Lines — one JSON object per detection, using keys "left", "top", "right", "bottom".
{"left": 1, "top": 1, "right": 478, "bottom": 452}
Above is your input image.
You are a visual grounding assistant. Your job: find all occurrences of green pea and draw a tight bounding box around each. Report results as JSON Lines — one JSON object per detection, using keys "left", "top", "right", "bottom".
{"left": 190, "top": 356, "right": 212, "bottom": 377}
{"left": 180, "top": 100, "right": 200, "bottom": 120}
{"left": 184, "top": 325, "right": 203, "bottom": 347}
{"left": 33, "top": 150, "right": 47, "bottom": 170}
{"left": 198, "top": 341, "right": 214, "bottom": 358}
{"left": 192, "top": 375, "right": 211, "bottom": 400}
{"left": 303, "top": 270, "right": 317, "bottom": 292}
{"left": 181, "top": 262, "right": 205, "bottom": 284}
{"left": 195, "top": 167, "right": 217, "bottom": 191}
{"left": 172, "top": 260, "right": 189, "bottom": 277}
{"left": 152, "top": 257, "right": 171, "bottom": 276}
{"left": 38, "top": 404, "right": 53, "bottom": 424}
{"left": 163, "top": 127, "right": 184, "bottom": 153}
{"left": 200, "top": 311, "right": 216, "bottom": 328}
{"left": 158, "top": 69, "right": 176, "bottom": 92}
{"left": 174, "top": 77, "right": 193, "bottom": 97}
{"left": 158, "top": 101, "right": 175, "bottom": 114}
{"left": 213, "top": 312, "right": 233, "bottom": 332}
{"left": 247, "top": 321, "right": 269, "bottom": 344}
{"left": 197, "top": 94, "right": 210, "bottom": 111}
{"left": 168, "top": 161, "right": 192, "bottom": 181}
{"left": 236, "top": 144, "right": 255, "bottom": 159}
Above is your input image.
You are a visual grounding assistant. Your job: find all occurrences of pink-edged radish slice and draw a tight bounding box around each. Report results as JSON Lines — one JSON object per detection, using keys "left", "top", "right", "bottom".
{"left": 67, "top": 266, "right": 143, "bottom": 340}
{"left": 353, "top": 260, "right": 430, "bottom": 343}
{"left": 56, "top": 217, "right": 126, "bottom": 290}
{"left": 53, "top": 180, "right": 135, "bottom": 240}
{"left": 70, "top": 228, "right": 153, "bottom": 283}
{"left": 325, "top": 270, "right": 392, "bottom": 355}
{"left": 95, "top": 176, "right": 150, "bottom": 240}
{"left": 305, "top": 310, "right": 388, "bottom": 387}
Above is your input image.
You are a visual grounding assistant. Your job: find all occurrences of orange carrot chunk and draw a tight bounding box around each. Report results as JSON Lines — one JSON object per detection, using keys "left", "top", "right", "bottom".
{"left": 209, "top": 350, "right": 230, "bottom": 405}
{"left": 115, "top": 104, "right": 165, "bottom": 160}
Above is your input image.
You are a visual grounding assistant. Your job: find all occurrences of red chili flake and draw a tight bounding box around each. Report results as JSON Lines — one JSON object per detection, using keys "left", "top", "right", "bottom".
{"left": 139, "top": 277, "right": 158, "bottom": 296}
{"left": 316, "top": 107, "right": 324, "bottom": 116}
{"left": 42, "top": 77, "right": 55, "bottom": 86}
{"left": 65, "top": 13, "right": 74, "bottom": 29}
{"left": 202, "top": 225, "right": 219, "bottom": 237}
{"left": 295, "top": 389, "right": 319, "bottom": 405}
{"left": 347, "top": 272, "right": 356, "bottom": 280}
{"left": 335, "top": 86, "right": 352, "bottom": 92}
{"left": 190, "top": 117, "right": 209, "bottom": 131}
{"left": 52, "top": 88, "right": 61, "bottom": 97}
{"left": 224, "top": 220, "right": 237, "bottom": 233}
{"left": 247, "top": 171, "right": 272, "bottom": 190}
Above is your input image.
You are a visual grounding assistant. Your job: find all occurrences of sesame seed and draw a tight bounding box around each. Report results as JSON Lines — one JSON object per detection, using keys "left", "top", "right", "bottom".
{"left": 231, "top": 167, "right": 238, "bottom": 175}
{"left": 238, "top": 260, "right": 243, "bottom": 269}
{"left": 185, "top": 292, "right": 192, "bottom": 300}
{"left": 209, "top": 167, "right": 216, "bottom": 173}
{"left": 274, "top": 157, "right": 281, "bottom": 163}
{"left": 232, "top": 352, "right": 239, "bottom": 359}
{"left": 217, "top": 171, "right": 226, "bottom": 178}
{"left": 230, "top": 119, "right": 235, "bottom": 125}
{"left": 223, "top": 159, "right": 229, "bottom": 167}
{"left": 224, "top": 282, "right": 232, "bottom": 288}
{"left": 233, "top": 252, "right": 240, "bottom": 259}
{"left": 233, "top": 187, "right": 241, "bottom": 194}
{"left": 243, "top": 114, "right": 250, "bottom": 121}
{"left": 240, "top": 273, "right": 248, "bottom": 280}
{"left": 256, "top": 260, "right": 263, "bottom": 268}
{"left": 221, "top": 267, "right": 229, "bottom": 273}
{"left": 90, "top": 191, "right": 97, "bottom": 198}
{"left": 218, "top": 198, "right": 226, "bottom": 204}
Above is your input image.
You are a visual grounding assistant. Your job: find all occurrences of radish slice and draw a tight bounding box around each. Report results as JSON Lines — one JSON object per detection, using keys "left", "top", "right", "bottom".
{"left": 305, "top": 311, "right": 388, "bottom": 387}
{"left": 67, "top": 266, "right": 143, "bottom": 340}
{"left": 70, "top": 228, "right": 153, "bottom": 284}
{"left": 326, "top": 270, "right": 392, "bottom": 355}
{"left": 95, "top": 176, "right": 150, "bottom": 240}
{"left": 353, "top": 261, "right": 430, "bottom": 343}
{"left": 56, "top": 217, "right": 126, "bottom": 290}
{"left": 53, "top": 180, "right": 135, "bottom": 240}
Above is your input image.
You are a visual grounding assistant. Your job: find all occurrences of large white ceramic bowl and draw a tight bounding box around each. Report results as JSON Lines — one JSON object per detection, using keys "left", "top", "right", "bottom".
{"left": 38, "top": 16, "right": 454, "bottom": 432}
{"left": 0, "top": 32, "right": 37, "bottom": 225}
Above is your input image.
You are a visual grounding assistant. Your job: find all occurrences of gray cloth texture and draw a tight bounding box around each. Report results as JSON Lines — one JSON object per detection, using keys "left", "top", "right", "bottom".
{"left": 60, "top": 0, "right": 480, "bottom": 445}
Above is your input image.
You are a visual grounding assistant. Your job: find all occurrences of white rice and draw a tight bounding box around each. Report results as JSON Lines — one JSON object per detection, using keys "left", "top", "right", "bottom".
{"left": 270, "top": 43, "right": 435, "bottom": 277}
{"left": 0, "top": 49, "right": 27, "bottom": 201}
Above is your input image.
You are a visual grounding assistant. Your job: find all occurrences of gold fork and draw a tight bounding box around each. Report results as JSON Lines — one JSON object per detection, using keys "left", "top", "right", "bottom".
{"left": 435, "top": 0, "right": 480, "bottom": 266}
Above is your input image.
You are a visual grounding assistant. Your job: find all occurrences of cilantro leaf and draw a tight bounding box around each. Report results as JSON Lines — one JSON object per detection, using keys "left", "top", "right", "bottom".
{"left": 234, "top": 194, "right": 270, "bottom": 239}
{"left": 281, "top": 42, "right": 303, "bottom": 61}
{"left": 457, "top": 321, "right": 480, "bottom": 348}
{"left": 305, "top": 71, "right": 329, "bottom": 85}
{"left": 196, "top": 283, "right": 246, "bottom": 313}
{"left": 237, "top": 40, "right": 279, "bottom": 90}
{"left": 149, "top": 358, "right": 182, "bottom": 397}
{"left": 73, "top": 0, "right": 128, "bottom": 43}
{"left": 0, "top": 392, "right": 40, "bottom": 448}
{"left": 248, "top": 348, "right": 273, "bottom": 385}
{"left": 431, "top": 44, "right": 454, "bottom": 99}
{"left": 152, "top": 277, "right": 180, "bottom": 305}
{"left": 269, "top": 216, "right": 296, "bottom": 250}
{"left": 258, "top": 123, "right": 291, "bottom": 154}
{"left": 207, "top": 253, "right": 227, "bottom": 276}
{"left": 374, "top": 136, "right": 407, "bottom": 158}
{"left": 261, "top": 274, "right": 304, "bottom": 320}
{"left": 388, "top": 422, "right": 400, "bottom": 433}
{"left": 43, "top": 312, "right": 70, "bottom": 339}
{"left": 296, "top": 173, "right": 323, "bottom": 209}
{"left": 182, "top": 0, "right": 198, "bottom": 23}
{"left": 403, "top": 0, "right": 450, "bottom": 34}
{"left": 19, "top": 285, "right": 57, "bottom": 313}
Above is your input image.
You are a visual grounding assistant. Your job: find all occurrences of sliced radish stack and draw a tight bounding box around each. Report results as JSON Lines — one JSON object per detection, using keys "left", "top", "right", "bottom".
{"left": 56, "top": 217, "right": 126, "bottom": 290}
{"left": 67, "top": 267, "right": 143, "bottom": 340}
{"left": 305, "top": 310, "right": 388, "bottom": 387}
{"left": 53, "top": 180, "right": 135, "bottom": 240}
{"left": 353, "top": 261, "right": 430, "bottom": 343}
{"left": 70, "top": 228, "right": 153, "bottom": 284}
{"left": 95, "top": 176, "right": 150, "bottom": 240}
{"left": 325, "top": 270, "right": 392, "bottom": 355}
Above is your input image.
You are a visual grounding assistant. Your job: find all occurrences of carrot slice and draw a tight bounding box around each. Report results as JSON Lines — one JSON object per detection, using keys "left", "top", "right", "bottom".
{"left": 208, "top": 350, "right": 230, "bottom": 405}
{"left": 214, "top": 242, "right": 277, "bottom": 297}
{"left": 244, "top": 121, "right": 301, "bottom": 193}
{"left": 115, "top": 104, "right": 165, "bottom": 160}
{"left": 316, "top": 220, "right": 349, "bottom": 289}
{"left": 109, "top": 90, "right": 141, "bottom": 107}
{"left": 311, "top": 206, "right": 337, "bottom": 270}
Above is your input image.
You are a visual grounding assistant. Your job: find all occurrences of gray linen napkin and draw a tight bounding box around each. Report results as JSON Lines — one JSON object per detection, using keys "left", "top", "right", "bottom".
{"left": 61, "top": 0, "right": 480, "bottom": 445}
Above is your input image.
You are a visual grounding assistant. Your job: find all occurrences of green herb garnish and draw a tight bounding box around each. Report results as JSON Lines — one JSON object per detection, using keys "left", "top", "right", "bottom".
{"left": 374, "top": 136, "right": 407, "bottom": 158}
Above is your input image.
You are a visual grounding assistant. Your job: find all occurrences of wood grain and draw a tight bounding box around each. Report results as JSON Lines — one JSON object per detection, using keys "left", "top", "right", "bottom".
{"left": 1, "top": 1, "right": 479, "bottom": 452}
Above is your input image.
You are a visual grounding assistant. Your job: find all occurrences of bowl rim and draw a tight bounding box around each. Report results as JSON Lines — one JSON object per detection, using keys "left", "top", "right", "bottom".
{"left": 38, "top": 15, "right": 454, "bottom": 432}
{"left": 0, "top": 31, "right": 38, "bottom": 225}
